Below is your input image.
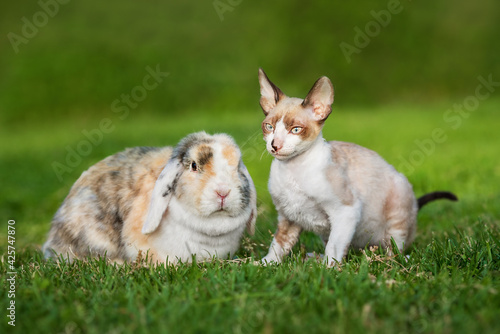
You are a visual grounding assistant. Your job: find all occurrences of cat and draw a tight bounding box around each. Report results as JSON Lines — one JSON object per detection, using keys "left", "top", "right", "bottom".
{"left": 257, "top": 69, "right": 457, "bottom": 265}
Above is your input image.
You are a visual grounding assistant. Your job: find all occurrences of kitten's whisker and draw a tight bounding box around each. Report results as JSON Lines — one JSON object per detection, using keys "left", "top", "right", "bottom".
{"left": 260, "top": 149, "right": 269, "bottom": 160}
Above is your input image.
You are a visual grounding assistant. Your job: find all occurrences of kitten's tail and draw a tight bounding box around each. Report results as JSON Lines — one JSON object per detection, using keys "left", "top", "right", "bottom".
{"left": 417, "top": 191, "right": 458, "bottom": 210}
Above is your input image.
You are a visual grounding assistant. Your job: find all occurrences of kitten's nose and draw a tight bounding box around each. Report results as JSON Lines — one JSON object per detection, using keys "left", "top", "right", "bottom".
{"left": 271, "top": 139, "right": 282, "bottom": 152}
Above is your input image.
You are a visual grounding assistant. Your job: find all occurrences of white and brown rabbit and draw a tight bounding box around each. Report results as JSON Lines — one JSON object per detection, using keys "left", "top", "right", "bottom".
{"left": 43, "top": 132, "right": 257, "bottom": 264}
{"left": 257, "top": 69, "right": 457, "bottom": 266}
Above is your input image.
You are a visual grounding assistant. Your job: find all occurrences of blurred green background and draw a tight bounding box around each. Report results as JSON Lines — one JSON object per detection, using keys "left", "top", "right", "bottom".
{"left": 0, "top": 0, "right": 499, "bottom": 249}
{"left": 1, "top": 0, "right": 499, "bottom": 122}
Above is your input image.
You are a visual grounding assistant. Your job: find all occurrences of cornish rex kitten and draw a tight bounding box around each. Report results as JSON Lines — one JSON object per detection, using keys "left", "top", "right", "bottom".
{"left": 258, "top": 69, "right": 457, "bottom": 265}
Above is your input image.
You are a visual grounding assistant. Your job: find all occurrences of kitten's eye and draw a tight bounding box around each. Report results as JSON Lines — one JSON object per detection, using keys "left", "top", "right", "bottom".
{"left": 291, "top": 127, "right": 303, "bottom": 134}
{"left": 264, "top": 123, "right": 274, "bottom": 132}
{"left": 190, "top": 161, "right": 198, "bottom": 172}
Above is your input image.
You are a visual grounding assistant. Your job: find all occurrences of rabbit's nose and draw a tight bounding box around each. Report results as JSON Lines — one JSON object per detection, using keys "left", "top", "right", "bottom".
{"left": 216, "top": 188, "right": 231, "bottom": 199}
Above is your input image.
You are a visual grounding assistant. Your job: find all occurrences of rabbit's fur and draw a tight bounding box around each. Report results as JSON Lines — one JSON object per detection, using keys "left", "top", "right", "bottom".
{"left": 43, "top": 132, "right": 257, "bottom": 264}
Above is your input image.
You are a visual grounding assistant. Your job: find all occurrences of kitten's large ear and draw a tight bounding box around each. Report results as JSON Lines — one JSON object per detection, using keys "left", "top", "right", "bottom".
{"left": 258, "top": 68, "right": 285, "bottom": 115}
{"left": 142, "top": 158, "right": 183, "bottom": 234}
{"left": 302, "top": 76, "right": 334, "bottom": 122}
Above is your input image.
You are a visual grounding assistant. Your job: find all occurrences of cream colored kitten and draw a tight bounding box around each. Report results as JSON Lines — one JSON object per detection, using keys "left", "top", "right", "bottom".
{"left": 258, "top": 69, "right": 457, "bottom": 266}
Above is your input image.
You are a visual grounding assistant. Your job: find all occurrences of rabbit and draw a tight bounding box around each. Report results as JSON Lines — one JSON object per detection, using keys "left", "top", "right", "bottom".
{"left": 43, "top": 132, "right": 257, "bottom": 264}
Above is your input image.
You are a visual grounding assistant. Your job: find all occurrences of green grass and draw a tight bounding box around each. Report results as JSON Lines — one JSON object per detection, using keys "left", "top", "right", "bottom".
{"left": 1, "top": 100, "right": 499, "bottom": 333}
{"left": 3, "top": 235, "right": 500, "bottom": 334}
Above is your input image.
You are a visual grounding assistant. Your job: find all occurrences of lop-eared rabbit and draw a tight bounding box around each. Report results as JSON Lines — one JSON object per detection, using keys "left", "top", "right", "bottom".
{"left": 43, "top": 132, "right": 257, "bottom": 264}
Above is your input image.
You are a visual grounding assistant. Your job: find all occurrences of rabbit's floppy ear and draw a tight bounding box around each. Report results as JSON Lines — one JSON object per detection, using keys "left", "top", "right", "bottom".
{"left": 142, "top": 158, "right": 183, "bottom": 234}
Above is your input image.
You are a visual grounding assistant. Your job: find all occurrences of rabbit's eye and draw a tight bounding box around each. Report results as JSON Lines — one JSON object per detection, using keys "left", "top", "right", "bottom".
{"left": 190, "top": 162, "right": 198, "bottom": 172}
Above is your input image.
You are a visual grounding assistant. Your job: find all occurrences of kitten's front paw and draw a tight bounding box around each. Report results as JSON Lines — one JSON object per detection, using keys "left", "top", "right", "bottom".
{"left": 261, "top": 255, "right": 280, "bottom": 266}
